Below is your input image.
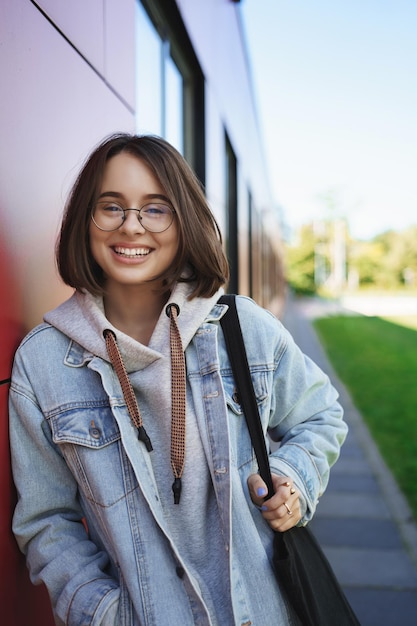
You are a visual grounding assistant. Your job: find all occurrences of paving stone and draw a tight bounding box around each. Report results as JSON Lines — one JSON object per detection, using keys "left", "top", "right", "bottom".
{"left": 315, "top": 492, "right": 391, "bottom": 519}
{"left": 326, "top": 473, "right": 380, "bottom": 494}
{"left": 322, "top": 546, "right": 417, "bottom": 587}
{"left": 310, "top": 517, "right": 404, "bottom": 550}
{"left": 344, "top": 588, "right": 417, "bottom": 626}
{"left": 330, "top": 456, "right": 375, "bottom": 476}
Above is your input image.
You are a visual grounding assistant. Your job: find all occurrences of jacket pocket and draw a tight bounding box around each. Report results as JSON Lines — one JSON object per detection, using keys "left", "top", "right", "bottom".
{"left": 222, "top": 370, "right": 269, "bottom": 467}
{"left": 48, "top": 402, "right": 136, "bottom": 507}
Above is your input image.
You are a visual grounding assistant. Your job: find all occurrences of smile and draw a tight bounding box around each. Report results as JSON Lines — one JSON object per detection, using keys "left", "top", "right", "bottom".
{"left": 113, "top": 246, "right": 151, "bottom": 257}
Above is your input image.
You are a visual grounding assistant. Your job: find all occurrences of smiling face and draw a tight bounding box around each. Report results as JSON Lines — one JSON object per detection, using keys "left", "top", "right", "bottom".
{"left": 89, "top": 151, "right": 179, "bottom": 294}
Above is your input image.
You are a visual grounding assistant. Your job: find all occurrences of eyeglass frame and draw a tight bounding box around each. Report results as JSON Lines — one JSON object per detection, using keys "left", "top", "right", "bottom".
{"left": 91, "top": 201, "right": 176, "bottom": 233}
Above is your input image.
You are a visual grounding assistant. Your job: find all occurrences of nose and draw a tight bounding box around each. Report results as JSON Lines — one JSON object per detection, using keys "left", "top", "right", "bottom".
{"left": 120, "top": 209, "right": 146, "bottom": 234}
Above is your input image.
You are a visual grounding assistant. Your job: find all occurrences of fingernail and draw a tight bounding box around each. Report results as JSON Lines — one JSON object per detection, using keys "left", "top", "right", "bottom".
{"left": 257, "top": 487, "right": 267, "bottom": 497}
{"left": 261, "top": 505, "right": 268, "bottom": 511}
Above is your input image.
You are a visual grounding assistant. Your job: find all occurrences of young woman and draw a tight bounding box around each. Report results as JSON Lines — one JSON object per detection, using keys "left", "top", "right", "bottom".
{"left": 9, "top": 134, "right": 347, "bottom": 626}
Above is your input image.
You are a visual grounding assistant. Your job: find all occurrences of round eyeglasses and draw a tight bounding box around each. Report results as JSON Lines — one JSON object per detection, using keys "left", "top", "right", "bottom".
{"left": 91, "top": 201, "right": 176, "bottom": 233}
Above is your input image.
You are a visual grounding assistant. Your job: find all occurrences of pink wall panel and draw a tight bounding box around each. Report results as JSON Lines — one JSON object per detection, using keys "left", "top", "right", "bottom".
{"left": 0, "top": 0, "right": 135, "bottom": 330}
{"left": 0, "top": 0, "right": 135, "bottom": 620}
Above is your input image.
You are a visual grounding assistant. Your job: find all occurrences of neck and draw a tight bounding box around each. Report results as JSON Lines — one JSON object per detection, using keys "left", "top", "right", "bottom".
{"left": 103, "top": 283, "right": 171, "bottom": 345}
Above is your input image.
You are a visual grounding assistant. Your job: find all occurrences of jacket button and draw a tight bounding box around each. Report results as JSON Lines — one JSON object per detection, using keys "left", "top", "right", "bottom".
{"left": 176, "top": 566, "right": 185, "bottom": 578}
{"left": 89, "top": 427, "right": 101, "bottom": 439}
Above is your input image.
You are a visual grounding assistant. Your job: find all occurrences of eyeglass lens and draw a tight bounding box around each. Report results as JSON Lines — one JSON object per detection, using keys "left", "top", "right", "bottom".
{"left": 92, "top": 202, "right": 174, "bottom": 232}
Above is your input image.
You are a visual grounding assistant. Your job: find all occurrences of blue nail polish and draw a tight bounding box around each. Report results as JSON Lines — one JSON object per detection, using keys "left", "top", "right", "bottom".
{"left": 257, "top": 487, "right": 267, "bottom": 497}
{"left": 261, "top": 505, "right": 268, "bottom": 511}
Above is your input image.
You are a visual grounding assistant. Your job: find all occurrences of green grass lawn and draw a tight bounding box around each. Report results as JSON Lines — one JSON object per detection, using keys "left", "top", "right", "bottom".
{"left": 313, "top": 314, "right": 417, "bottom": 521}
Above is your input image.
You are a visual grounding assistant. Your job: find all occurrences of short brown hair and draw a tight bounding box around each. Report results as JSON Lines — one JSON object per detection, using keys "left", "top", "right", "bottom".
{"left": 57, "top": 133, "right": 229, "bottom": 298}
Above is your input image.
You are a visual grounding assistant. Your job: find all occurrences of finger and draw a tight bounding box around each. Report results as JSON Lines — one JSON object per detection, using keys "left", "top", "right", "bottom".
{"left": 266, "top": 499, "right": 302, "bottom": 532}
{"left": 270, "top": 474, "right": 295, "bottom": 497}
{"left": 247, "top": 473, "right": 269, "bottom": 506}
{"left": 261, "top": 476, "right": 293, "bottom": 512}
{"left": 261, "top": 477, "right": 301, "bottom": 530}
{"left": 262, "top": 490, "right": 300, "bottom": 518}
{"left": 271, "top": 512, "right": 301, "bottom": 532}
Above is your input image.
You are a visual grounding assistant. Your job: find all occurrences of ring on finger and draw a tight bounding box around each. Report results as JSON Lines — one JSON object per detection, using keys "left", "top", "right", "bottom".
{"left": 284, "top": 502, "right": 293, "bottom": 516}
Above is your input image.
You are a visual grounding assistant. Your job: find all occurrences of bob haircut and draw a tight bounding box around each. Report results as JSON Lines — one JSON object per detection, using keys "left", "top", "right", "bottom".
{"left": 57, "top": 133, "right": 229, "bottom": 299}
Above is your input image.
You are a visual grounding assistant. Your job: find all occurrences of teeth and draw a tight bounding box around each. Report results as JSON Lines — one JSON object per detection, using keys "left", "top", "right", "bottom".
{"left": 114, "top": 247, "right": 150, "bottom": 257}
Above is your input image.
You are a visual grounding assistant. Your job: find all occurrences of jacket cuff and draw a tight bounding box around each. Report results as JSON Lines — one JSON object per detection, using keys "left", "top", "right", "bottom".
{"left": 67, "top": 580, "right": 119, "bottom": 626}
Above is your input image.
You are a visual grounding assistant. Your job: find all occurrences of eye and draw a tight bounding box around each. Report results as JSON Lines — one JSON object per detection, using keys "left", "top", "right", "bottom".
{"left": 142, "top": 203, "right": 171, "bottom": 216}
{"left": 101, "top": 202, "right": 123, "bottom": 213}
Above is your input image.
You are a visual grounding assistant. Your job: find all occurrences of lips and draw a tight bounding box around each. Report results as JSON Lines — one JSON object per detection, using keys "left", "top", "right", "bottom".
{"left": 113, "top": 246, "right": 151, "bottom": 257}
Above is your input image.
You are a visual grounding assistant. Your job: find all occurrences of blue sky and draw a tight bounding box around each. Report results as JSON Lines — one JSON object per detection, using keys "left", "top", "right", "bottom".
{"left": 241, "top": 0, "right": 417, "bottom": 240}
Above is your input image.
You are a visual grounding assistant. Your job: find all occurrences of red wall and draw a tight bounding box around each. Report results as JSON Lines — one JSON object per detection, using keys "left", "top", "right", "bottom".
{"left": 0, "top": 236, "right": 55, "bottom": 625}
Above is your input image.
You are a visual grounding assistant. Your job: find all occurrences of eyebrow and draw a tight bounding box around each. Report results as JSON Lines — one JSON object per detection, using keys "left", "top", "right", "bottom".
{"left": 97, "top": 191, "right": 172, "bottom": 204}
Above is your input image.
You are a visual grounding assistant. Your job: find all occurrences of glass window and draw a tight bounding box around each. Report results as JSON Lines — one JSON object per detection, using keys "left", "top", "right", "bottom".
{"left": 165, "top": 52, "right": 184, "bottom": 154}
{"left": 135, "top": 0, "right": 204, "bottom": 176}
{"left": 225, "top": 134, "right": 238, "bottom": 294}
{"left": 135, "top": 1, "right": 183, "bottom": 155}
{"left": 135, "top": 2, "right": 162, "bottom": 135}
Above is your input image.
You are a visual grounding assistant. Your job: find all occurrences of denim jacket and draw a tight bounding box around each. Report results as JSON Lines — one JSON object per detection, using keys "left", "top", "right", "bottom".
{"left": 9, "top": 292, "right": 346, "bottom": 626}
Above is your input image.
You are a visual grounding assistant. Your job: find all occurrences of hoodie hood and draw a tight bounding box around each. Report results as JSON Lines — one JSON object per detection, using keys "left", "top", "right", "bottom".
{"left": 44, "top": 282, "right": 224, "bottom": 373}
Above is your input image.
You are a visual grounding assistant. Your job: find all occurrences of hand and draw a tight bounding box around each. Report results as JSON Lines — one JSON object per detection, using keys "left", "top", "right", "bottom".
{"left": 247, "top": 473, "right": 301, "bottom": 532}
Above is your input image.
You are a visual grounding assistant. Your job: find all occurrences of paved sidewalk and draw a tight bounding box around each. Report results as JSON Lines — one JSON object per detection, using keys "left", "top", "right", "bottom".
{"left": 281, "top": 295, "right": 417, "bottom": 626}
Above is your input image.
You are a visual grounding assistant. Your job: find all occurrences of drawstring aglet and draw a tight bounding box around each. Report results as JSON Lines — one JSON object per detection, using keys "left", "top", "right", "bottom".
{"left": 137, "top": 425, "right": 153, "bottom": 452}
{"left": 172, "top": 477, "right": 182, "bottom": 504}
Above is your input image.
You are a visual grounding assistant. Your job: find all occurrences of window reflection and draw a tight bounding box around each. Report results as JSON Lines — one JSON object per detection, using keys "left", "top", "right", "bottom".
{"left": 135, "top": 1, "right": 162, "bottom": 136}
{"left": 135, "top": 1, "right": 184, "bottom": 155}
{"left": 165, "top": 54, "right": 183, "bottom": 154}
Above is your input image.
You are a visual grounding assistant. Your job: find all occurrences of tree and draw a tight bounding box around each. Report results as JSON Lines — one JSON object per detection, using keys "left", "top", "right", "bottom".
{"left": 285, "top": 224, "right": 319, "bottom": 294}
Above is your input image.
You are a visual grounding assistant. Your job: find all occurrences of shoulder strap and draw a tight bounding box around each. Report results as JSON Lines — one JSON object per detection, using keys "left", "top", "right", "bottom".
{"left": 219, "top": 295, "right": 274, "bottom": 497}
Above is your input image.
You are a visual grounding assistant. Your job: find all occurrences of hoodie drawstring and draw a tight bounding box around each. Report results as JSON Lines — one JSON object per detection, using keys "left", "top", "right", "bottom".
{"left": 166, "top": 303, "right": 186, "bottom": 504}
{"left": 104, "top": 329, "right": 153, "bottom": 453}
